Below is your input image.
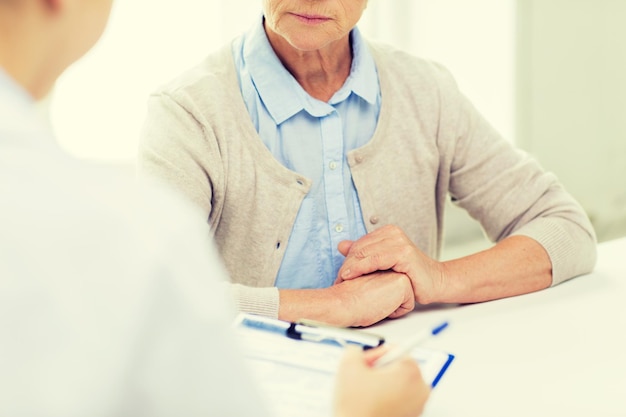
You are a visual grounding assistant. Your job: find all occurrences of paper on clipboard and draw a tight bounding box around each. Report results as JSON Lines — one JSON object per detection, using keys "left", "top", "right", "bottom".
{"left": 234, "top": 314, "right": 454, "bottom": 417}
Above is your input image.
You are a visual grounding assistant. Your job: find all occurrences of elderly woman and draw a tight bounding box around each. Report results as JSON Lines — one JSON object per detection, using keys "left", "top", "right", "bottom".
{"left": 138, "top": 0, "right": 596, "bottom": 327}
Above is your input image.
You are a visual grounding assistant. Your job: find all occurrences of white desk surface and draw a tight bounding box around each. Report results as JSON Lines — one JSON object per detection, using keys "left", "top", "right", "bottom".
{"left": 369, "top": 237, "right": 626, "bottom": 417}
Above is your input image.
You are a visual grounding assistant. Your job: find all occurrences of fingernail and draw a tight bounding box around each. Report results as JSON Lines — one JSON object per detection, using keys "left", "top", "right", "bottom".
{"left": 342, "top": 269, "right": 351, "bottom": 278}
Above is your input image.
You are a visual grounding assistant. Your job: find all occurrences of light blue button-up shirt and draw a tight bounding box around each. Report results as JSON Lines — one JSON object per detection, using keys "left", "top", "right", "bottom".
{"left": 232, "top": 18, "right": 381, "bottom": 289}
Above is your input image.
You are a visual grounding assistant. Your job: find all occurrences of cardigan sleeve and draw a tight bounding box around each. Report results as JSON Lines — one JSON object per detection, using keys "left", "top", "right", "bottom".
{"left": 444, "top": 80, "right": 597, "bottom": 286}
{"left": 137, "top": 92, "right": 218, "bottom": 220}
{"left": 140, "top": 91, "right": 284, "bottom": 317}
{"left": 360, "top": 46, "right": 597, "bottom": 287}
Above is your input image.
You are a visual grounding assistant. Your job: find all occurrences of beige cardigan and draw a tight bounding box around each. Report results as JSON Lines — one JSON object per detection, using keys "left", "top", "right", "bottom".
{"left": 138, "top": 42, "right": 597, "bottom": 317}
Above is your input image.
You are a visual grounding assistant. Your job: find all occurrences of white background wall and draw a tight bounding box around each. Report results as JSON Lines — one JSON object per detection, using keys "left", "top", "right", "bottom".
{"left": 49, "top": 1, "right": 258, "bottom": 161}
{"left": 517, "top": 0, "right": 626, "bottom": 242}
{"left": 360, "top": 0, "right": 516, "bottom": 142}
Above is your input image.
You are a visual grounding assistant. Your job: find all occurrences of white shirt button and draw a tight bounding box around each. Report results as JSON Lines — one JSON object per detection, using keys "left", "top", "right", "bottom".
{"left": 329, "top": 161, "right": 337, "bottom": 170}
{"left": 334, "top": 224, "right": 344, "bottom": 233}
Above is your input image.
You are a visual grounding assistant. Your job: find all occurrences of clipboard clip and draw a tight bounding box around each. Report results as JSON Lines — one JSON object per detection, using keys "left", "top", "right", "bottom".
{"left": 286, "top": 319, "right": 385, "bottom": 350}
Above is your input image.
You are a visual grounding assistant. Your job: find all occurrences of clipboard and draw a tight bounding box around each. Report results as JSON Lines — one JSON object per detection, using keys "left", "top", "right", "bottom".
{"left": 234, "top": 313, "right": 454, "bottom": 417}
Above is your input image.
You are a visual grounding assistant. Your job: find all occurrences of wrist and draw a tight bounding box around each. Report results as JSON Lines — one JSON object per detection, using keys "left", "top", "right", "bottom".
{"left": 326, "top": 283, "right": 359, "bottom": 326}
{"left": 432, "top": 260, "right": 454, "bottom": 303}
{"left": 279, "top": 287, "right": 354, "bottom": 327}
{"left": 409, "top": 258, "right": 451, "bottom": 305}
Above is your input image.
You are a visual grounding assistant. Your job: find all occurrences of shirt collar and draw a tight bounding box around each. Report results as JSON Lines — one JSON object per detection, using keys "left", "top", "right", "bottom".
{"left": 330, "top": 28, "right": 378, "bottom": 107}
{"left": 243, "top": 17, "right": 378, "bottom": 125}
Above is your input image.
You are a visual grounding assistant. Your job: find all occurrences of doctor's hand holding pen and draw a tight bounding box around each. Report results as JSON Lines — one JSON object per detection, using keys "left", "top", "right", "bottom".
{"left": 334, "top": 345, "right": 430, "bottom": 417}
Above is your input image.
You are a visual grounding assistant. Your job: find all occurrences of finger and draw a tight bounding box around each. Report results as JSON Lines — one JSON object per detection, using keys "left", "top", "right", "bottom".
{"left": 339, "top": 248, "right": 400, "bottom": 279}
{"left": 342, "top": 231, "right": 389, "bottom": 257}
{"left": 335, "top": 242, "right": 388, "bottom": 283}
{"left": 344, "top": 225, "right": 406, "bottom": 256}
{"left": 338, "top": 345, "right": 366, "bottom": 369}
{"left": 337, "top": 229, "right": 400, "bottom": 278}
{"left": 341, "top": 233, "right": 422, "bottom": 280}
{"left": 388, "top": 303, "right": 414, "bottom": 319}
{"left": 362, "top": 345, "right": 392, "bottom": 366}
{"left": 337, "top": 240, "right": 354, "bottom": 256}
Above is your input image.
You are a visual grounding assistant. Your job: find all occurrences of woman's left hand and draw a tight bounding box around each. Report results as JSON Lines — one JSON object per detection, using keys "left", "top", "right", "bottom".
{"left": 335, "top": 225, "right": 447, "bottom": 305}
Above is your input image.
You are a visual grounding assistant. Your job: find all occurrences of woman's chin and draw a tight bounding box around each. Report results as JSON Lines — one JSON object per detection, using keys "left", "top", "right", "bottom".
{"left": 283, "top": 35, "right": 342, "bottom": 53}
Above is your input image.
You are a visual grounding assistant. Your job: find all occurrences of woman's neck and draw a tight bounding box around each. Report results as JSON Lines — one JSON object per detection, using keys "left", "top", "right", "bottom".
{"left": 265, "top": 28, "right": 352, "bottom": 102}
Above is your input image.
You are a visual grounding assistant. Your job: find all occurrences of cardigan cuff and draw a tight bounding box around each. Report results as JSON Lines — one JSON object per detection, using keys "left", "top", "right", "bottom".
{"left": 230, "top": 284, "right": 280, "bottom": 318}
{"left": 513, "top": 217, "right": 597, "bottom": 286}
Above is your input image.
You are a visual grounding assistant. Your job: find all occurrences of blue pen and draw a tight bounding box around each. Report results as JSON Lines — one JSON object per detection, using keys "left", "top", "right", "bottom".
{"left": 374, "top": 321, "right": 449, "bottom": 368}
